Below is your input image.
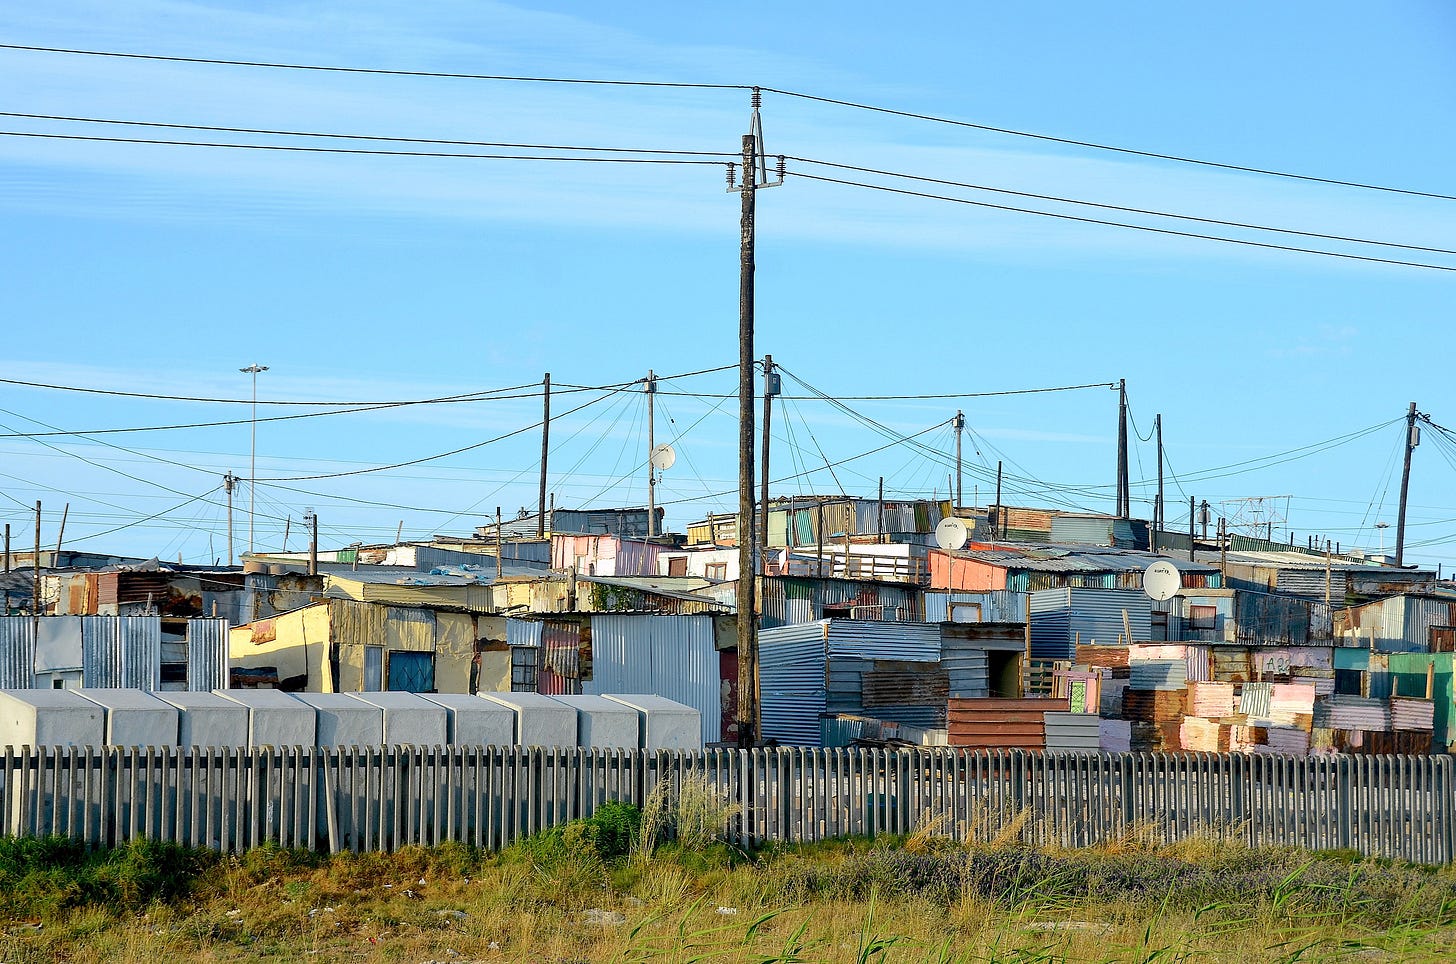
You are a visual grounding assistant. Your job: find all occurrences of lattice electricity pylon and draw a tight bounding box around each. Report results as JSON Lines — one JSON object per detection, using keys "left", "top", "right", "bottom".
{"left": 1219, "top": 495, "right": 1292, "bottom": 540}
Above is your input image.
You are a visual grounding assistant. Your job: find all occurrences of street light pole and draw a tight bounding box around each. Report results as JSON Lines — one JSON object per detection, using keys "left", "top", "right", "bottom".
{"left": 240, "top": 363, "right": 268, "bottom": 554}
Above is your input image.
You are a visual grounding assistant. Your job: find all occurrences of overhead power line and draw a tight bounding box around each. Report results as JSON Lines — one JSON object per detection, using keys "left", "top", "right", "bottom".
{"left": 0, "top": 43, "right": 753, "bottom": 90}
{"left": 0, "top": 375, "right": 543, "bottom": 405}
{"left": 5, "top": 42, "right": 1448, "bottom": 202}
{"left": 760, "top": 89, "right": 1456, "bottom": 203}
{"left": 0, "top": 111, "right": 739, "bottom": 158}
{"left": 789, "top": 156, "right": 1456, "bottom": 257}
{"left": 0, "top": 130, "right": 727, "bottom": 167}
{"left": 791, "top": 171, "right": 1456, "bottom": 273}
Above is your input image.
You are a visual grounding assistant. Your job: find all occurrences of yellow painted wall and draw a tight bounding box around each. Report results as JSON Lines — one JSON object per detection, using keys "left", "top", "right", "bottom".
{"left": 228, "top": 603, "right": 334, "bottom": 692}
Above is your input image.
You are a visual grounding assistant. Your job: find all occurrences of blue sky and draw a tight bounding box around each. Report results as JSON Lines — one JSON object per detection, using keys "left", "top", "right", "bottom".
{"left": 2, "top": 2, "right": 1455, "bottom": 568}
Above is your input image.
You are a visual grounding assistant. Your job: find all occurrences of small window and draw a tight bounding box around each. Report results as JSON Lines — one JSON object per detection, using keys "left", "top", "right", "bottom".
{"left": 511, "top": 646, "right": 538, "bottom": 692}
{"left": 705, "top": 563, "right": 728, "bottom": 581}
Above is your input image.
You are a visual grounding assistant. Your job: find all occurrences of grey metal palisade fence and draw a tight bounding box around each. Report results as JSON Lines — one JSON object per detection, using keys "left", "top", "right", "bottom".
{"left": 1, "top": 746, "right": 1452, "bottom": 864}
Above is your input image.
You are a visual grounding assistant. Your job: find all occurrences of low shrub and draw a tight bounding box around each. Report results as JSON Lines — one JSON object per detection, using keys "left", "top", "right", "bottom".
{"left": 0, "top": 835, "right": 218, "bottom": 919}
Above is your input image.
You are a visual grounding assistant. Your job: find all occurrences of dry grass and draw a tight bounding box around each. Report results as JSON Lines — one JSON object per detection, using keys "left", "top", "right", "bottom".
{"left": 4, "top": 830, "right": 1456, "bottom": 962}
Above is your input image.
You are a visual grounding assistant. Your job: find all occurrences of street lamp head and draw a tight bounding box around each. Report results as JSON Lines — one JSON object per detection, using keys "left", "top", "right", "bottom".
{"left": 240, "top": 364, "right": 269, "bottom": 374}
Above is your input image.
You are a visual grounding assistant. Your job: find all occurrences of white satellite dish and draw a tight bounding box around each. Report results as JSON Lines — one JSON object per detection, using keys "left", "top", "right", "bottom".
{"left": 649, "top": 444, "right": 676, "bottom": 471}
{"left": 935, "top": 517, "right": 970, "bottom": 551}
{"left": 1142, "top": 561, "right": 1182, "bottom": 601}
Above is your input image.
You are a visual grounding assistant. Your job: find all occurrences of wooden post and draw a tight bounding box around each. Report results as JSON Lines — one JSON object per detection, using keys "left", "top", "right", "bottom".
{"left": 1395, "top": 401, "right": 1418, "bottom": 567}
{"left": 735, "top": 130, "right": 760, "bottom": 746}
{"left": 54, "top": 502, "right": 69, "bottom": 559}
{"left": 538, "top": 373, "right": 551, "bottom": 540}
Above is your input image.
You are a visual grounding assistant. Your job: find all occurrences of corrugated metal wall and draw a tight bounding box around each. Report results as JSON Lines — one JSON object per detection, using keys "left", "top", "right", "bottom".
{"left": 825, "top": 620, "right": 940, "bottom": 661}
{"left": 1043, "top": 711, "right": 1101, "bottom": 750}
{"left": 81, "top": 616, "right": 160, "bottom": 689}
{"left": 924, "top": 590, "right": 1027, "bottom": 624}
{"left": 582, "top": 614, "right": 720, "bottom": 744}
{"left": 759, "top": 622, "right": 828, "bottom": 746}
{"left": 0, "top": 618, "right": 35, "bottom": 688}
{"left": 1030, "top": 588, "right": 1152, "bottom": 658}
{"left": 759, "top": 577, "right": 921, "bottom": 629}
{"left": 1049, "top": 516, "right": 1115, "bottom": 546}
{"left": 505, "top": 618, "right": 543, "bottom": 649}
{"left": 186, "top": 618, "right": 230, "bottom": 691}
{"left": 941, "top": 636, "right": 990, "bottom": 699}
{"left": 328, "top": 599, "right": 386, "bottom": 647}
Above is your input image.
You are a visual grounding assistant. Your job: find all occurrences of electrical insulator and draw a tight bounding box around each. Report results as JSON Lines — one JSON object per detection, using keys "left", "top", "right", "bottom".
{"left": 751, "top": 87, "right": 761, "bottom": 109}
{"left": 776, "top": 156, "right": 786, "bottom": 179}
{"left": 726, "top": 163, "right": 737, "bottom": 189}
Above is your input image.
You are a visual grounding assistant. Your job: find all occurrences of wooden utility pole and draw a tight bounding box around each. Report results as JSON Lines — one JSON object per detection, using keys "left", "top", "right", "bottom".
{"left": 1395, "top": 401, "right": 1419, "bottom": 567}
{"left": 994, "top": 461, "right": 1003, "bottom": 539}
{"left": 877, "top": 476, "right": 885, "bottom": 545}
{"left": 759, "top": 355, "right": 775, "bottom": 569}
{"left": 1188, "top": 496, "right": 1196, "bottom": 563}
{"left": 281, "top": 514, "right": 291, "bottom": 554}
{"left": 221, "top": 474, "right": 235, "bottom": 567}
{"left": 1115, "top": 379, "right": 1129, "bottom": 518}
{"left": 735, "top": 127, "right": 760, "bottom": 746}
{"left": 495, "top": 507, "right": 503, "bottom": 580}
{"left": 538, "top": 373, "right": 551, "bottom": 540}
{"left": 54, "top": 503, "right": 69, "bottom": 559}
{"left": 32, "top": 501, "right": 41, "bottom": 616}
{"left": 1153, "top": 414, "right": 1163, "bottom": 552}
{"left": 646, "top": 370, "right": 657, "bottom": 538}
{"left": 954, "top": 410, "right": 965, "bottom": 509}
{"left": 3, "top": 523, "right": 9, "bottom": 573}
{"left": 729, "top": 90, "right": 782, "bottom": 747}
{"left": 308, "top": 511, "right": 318, "bottom": 577}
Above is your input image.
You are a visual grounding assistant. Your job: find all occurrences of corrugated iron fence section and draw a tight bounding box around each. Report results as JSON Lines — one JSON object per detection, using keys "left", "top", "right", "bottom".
{"left": 1, "top": 747, "right": 1451, "bottom": 864}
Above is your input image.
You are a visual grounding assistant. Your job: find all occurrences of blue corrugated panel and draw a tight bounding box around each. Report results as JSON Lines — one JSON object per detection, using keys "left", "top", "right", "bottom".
{"left": 505, "top": 618, "right": 543, "bottom": 649}
{"left": 825, "top": 620, "right": 939, "bottom": 661}
{"left": 760, "top": 622, "right": 828, "bottom": 745}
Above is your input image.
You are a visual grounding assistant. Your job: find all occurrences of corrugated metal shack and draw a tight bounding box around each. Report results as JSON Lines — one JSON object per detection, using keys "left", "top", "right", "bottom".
{"left": 476, "top": 506, "right": 663, "bottom": 542}
{"left": 551, "top": 535, "right": 662, "bottom": 577}
{"left": 501, "top": 612, "right": 729, "bottom": 744}
{"left": 758, "top": 575, "right": 923, "bottom": 628}
{"left": 924, "top": 590, "right": 1027, "bottom": 624}
{"left": 577, "top": 576, "right": 728, "bottom": 615}
{"left": 930, "top": 545, "right": 1219, "bottom": 594}
{"left": 0, "top": 615, "right": 228, "bottom": 691}
{"left": 1154, "top": 588, "right": 1331, "bottom": 645}
{"left": 759, "top": 619, "right": 1016, "bottom": 745}
{"left": 763, "top": 496, "right": 949, "bottom": 548}
{"left": 582, "top": 613, "right": 725, "bottom": 746}
{"left": 1214, "top": 547, "right": 1436, "bottom": 605}
{"left": 1029, "top": 588, "right": 1153, "bottom": 658}
{"left": 1335, "top": 594, "right": 1456, "bottom": 653}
